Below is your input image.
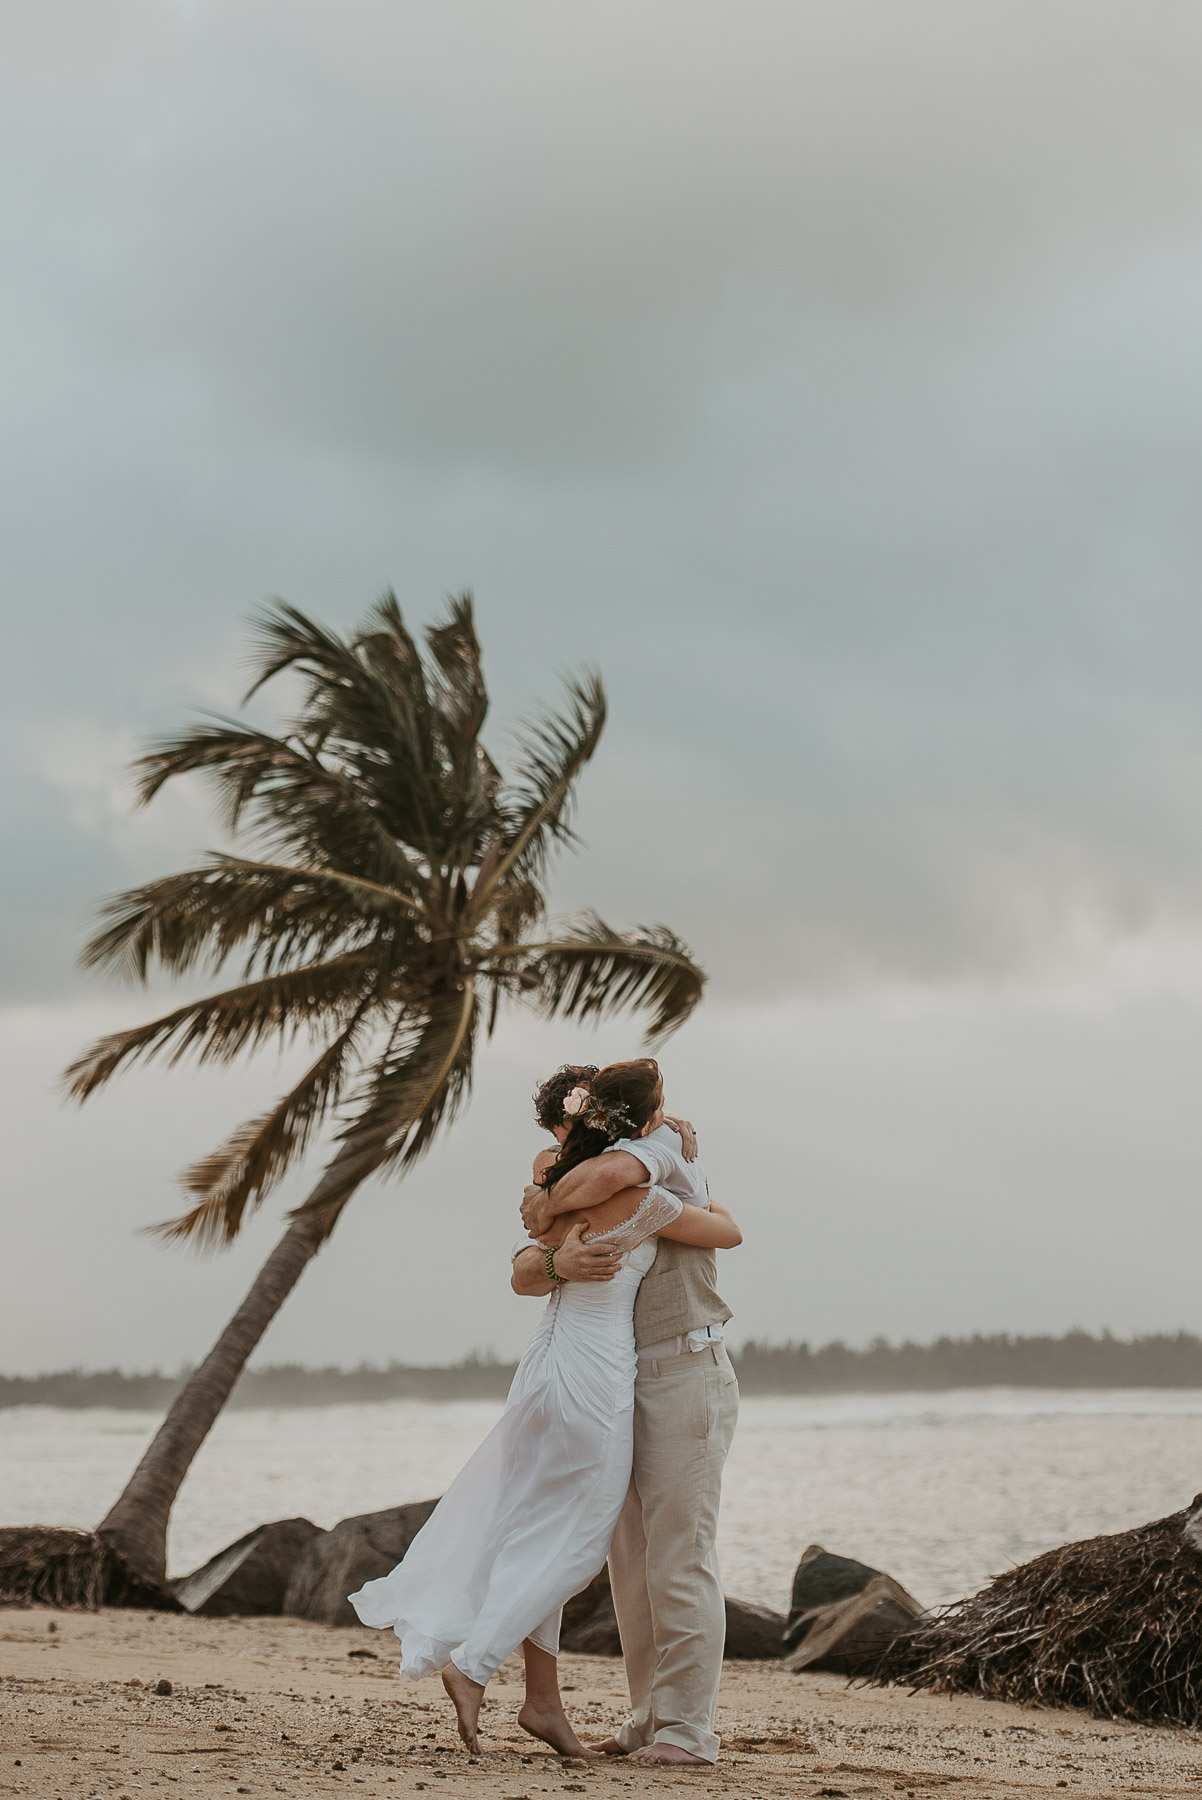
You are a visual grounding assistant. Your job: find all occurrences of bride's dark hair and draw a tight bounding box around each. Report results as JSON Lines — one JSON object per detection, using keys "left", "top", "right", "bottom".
{"left": 543, "top": 1058, "right": 662, "bottom": 1193}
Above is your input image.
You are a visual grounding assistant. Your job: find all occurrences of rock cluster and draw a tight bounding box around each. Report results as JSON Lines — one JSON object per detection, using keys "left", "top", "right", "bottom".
{"left": 171, "top": 1505, "right": 922, "bottom": 1670}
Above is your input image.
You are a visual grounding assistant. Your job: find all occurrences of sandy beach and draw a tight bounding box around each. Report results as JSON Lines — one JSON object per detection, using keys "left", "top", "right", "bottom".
{"left": 3, "top": 1606, "right": 1200, "bottom": 1800}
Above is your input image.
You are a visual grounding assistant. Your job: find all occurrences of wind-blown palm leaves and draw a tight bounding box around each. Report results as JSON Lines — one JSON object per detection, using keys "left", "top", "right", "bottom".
{"left": 64, "top": 593, "right": 705, "bottom": 1590}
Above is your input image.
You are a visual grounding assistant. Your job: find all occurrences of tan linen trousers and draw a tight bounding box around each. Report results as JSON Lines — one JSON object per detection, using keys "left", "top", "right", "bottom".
{"left": 607, "top": 1341, "right": 740, "bottom": 1762}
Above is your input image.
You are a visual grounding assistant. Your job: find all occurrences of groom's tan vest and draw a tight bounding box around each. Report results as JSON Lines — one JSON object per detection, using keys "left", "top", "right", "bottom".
{"left": 632, "top": 1238, "right": 732, "bottom": 1351}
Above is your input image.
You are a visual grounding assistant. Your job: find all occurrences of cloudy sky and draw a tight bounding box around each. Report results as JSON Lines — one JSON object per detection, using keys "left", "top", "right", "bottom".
{"left": 5, "top": 0, "right": 1202, "bottom": 1374}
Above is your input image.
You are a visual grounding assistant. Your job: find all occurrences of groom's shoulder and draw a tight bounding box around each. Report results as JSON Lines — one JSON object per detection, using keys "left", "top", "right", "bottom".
{"left": 616, "top": 1122, "right": 686, "bottom": 1162}
{"left": 601, "top": 1121, "right": 675, "bottom": 1154}
{"left": 619, "top": 1123, "right": 708, "bottom": 1200}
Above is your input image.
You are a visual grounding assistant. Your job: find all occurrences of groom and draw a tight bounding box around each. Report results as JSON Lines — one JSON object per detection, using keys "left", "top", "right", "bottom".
{"left": 511, "top": 1063, "right": 739, "bottom": 1766}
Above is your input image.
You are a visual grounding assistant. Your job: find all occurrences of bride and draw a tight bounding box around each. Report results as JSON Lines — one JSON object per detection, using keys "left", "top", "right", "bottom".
{"left": 348, "top": 1057, "right": 741, "bottom": 1756}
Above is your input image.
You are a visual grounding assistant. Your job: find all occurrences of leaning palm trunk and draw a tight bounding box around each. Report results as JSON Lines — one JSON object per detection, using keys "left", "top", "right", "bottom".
{"left": 97, "top": 1211, "right": 322, "bottom": 1586}
{"left": 98, "top": 1122, "right": 388, "bottom": 1587}
{"left": 62, "top": 594, "right": 705, "bottom": 1600}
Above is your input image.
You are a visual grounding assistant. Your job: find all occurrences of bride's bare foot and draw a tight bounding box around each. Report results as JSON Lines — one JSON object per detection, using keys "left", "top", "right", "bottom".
{"left": 517, "top": 1703, "right": 599, "bottom": 1759}
{"left": 441, "top": 1662, "right": 485, "bottom": 1754}
{"left": 589, "top": 1737, "right": 628, "bottom": 1755}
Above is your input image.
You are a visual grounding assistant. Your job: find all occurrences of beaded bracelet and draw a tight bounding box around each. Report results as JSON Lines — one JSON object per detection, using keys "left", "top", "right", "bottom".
{"left": 545, "top": 1245, "right": 564, "bottom": 1284}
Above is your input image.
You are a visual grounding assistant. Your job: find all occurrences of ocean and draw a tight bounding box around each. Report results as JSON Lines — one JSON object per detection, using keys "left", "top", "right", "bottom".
{"left": 4, "top": 1388, "right": 1201, "bottom": 1611}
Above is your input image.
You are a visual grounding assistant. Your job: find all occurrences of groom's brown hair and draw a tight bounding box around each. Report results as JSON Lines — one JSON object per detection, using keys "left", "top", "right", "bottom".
{"left": 542, "top": 1058, "right": 661, "bottom": 1193}
{"left": 532, "top": 1063, "right": 599, "bottom": 1133}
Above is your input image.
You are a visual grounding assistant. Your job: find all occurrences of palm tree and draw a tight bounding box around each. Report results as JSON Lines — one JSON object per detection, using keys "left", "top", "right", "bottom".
{"left": 65, "top": 593, "right": 704, "bottom": 1592}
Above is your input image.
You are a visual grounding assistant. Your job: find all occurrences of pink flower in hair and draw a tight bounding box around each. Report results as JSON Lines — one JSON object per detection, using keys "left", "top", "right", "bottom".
{"left": 562, "top": 1085, "right": 590, "bottom": 1117}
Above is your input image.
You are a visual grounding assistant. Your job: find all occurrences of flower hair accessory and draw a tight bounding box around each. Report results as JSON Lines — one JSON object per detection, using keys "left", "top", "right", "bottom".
{"left": 562, "top": 1085, "right": 590, "bottom": 1118}
{"left": 581, "top": 1092, "right": 637, "bottom": 1141}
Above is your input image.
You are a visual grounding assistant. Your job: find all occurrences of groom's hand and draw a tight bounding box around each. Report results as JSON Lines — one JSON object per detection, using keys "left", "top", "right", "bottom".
{"left": 662, "top": 1114, "right": 698, "bottom": 1160}
{"left": 521, "top": 1182, "right": 556, "bottom": 1237}
{"left": 551, "top": 1221, "right": 620, "bottom": 1282}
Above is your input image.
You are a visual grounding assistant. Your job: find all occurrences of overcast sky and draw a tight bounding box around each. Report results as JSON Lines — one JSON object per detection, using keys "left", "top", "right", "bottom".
{"left": 5, "top": 0, "right": 1202, "bottom": 1374}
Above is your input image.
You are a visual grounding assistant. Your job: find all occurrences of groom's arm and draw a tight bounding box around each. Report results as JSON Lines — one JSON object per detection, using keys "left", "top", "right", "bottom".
{"left": 520, "top": 1148, "right": 652, "bottom": 1237}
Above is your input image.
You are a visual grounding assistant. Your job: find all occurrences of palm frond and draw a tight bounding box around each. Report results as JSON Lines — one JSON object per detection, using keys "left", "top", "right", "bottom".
{"left": 242, "top": 601, "right": 380, "bottom": 707}
{"left": 423, "top": 593, "right": 489, "bottom": 772}
{"left": 503, "top": 913, "right": 705, "bottom": 1045}
{"left": 340, "top": 599, "right": 438, "bottom": 791}
{"left": 290, "top": 983, "right": 477, "bottom": 1225}
{"left": 133, "top": 719, "right": 425, "bottom": 895}
{"left": 342, "top": 592, "right": 489, "bottom": 866}
{"left": 471, "top": 672, "right": 605, "bottom": 914}
{"left": 250, "top": 598, "right": 449, "bottom": 858}
{"left": 423, "top": 593, "right": 503, "bottom": 866}
{"left": 64, "top": 953, "right": 377, "bottom": 1101}
{"left": 80, "top": 856, "right": 423, "bottom": 985}
{"left": 487, "top": 873, "right": 547, "bottom": 950}
{"left": 149, "top": 1009, "right": 375, "bottom": 1250}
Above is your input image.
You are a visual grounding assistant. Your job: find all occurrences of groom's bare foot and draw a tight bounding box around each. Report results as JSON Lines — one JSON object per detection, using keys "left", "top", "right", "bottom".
{"left": 441, "top": 1662, "right": 485, "bottom": 1754}
{"left": 629, "top": 1743, "right": 709, "bottom": 1765}
{"left": 589, "top": 1738, "right": 628, "bottom": 1756}
{"left": 518, "top": 1704, "right": 599, "bottom": 1759}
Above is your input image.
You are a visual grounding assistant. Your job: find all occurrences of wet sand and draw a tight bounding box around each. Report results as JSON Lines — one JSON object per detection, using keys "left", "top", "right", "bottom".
{"left": 2, "top": 1605, "right": 1200, "bottom": 1799}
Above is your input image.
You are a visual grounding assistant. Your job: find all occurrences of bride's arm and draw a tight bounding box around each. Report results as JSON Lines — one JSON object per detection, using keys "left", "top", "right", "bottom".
{"left": 532, "top": 1147, "right": 558, "bottom": 1184}
{"left": 656, "top": 1197, "right": 742, "bottom": 1249}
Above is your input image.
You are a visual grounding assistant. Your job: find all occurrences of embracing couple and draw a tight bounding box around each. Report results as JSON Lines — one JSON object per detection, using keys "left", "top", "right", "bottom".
{"left": 349, "top": 1057, "right": 742, "bottom": 1764}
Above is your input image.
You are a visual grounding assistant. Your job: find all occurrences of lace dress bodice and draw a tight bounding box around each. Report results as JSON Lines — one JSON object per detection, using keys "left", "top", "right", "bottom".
{"left": 577, "top": 1183, "right": 683, "bottom": 1256}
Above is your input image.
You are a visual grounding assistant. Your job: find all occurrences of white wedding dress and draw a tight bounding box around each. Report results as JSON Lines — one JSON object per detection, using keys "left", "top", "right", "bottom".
{"left": 348, "top": 1185, "right": 683, "bottom": 1686}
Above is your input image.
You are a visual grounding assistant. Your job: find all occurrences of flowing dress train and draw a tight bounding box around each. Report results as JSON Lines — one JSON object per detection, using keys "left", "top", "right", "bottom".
{"left": 348, "top": 1186, "right": 683, "bottom": 1686}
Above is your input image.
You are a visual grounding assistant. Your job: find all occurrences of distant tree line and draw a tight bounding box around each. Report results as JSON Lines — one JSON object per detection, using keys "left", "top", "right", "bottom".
{"left": 5, "top": 1331, "right": 1202, "bottom": 1410}
{"left": 0, "top": 1354, "right": 517, "bottom": 1411}
{"left": 733, "top": 1330, "right": 1202, "bottom": 1392}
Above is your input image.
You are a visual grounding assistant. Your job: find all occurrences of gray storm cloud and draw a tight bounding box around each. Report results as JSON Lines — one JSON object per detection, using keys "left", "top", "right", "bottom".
{"left": 9, "top": 3, "right": 1202, "bottom": 1372}
{"left": 5, "top": 0, "right": 1202, "bottom": 1000}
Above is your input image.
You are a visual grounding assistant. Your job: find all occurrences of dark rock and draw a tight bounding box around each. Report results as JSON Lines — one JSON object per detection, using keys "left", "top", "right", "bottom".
{"left": 283, "top": 1499, "right": 439, "bottom": 1627}
{"left": 173, "top": 1518, "right": 324, "bottom": 1617}
{"left": 785, "top": 1544, "right": 887, "bottom": 1650}
{"left": 558, "top": 1565, "right": 786, "bottom": 1660}
{"left": 562, "top": 1588, "right": 622, "bottom": 1655}
{"left": 724, "top": 1596, "right": 788, "bottom": 1659}
{"left": 154, "top": 1678, "right": 173, "bottom": 1696}
{"left": 559, "top": 1567, "right": 615, "bottom": 1647}
{"left": 783, "top": 1574, "right": 926, "bottom": 1675}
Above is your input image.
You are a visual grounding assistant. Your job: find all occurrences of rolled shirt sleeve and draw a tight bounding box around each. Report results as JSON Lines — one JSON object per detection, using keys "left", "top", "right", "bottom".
{"left": 603, "top": 1129, "right": 705, "bottom": 1203}
{"left": 613, "top": 1136, "right": 682, "bottom": 1186}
